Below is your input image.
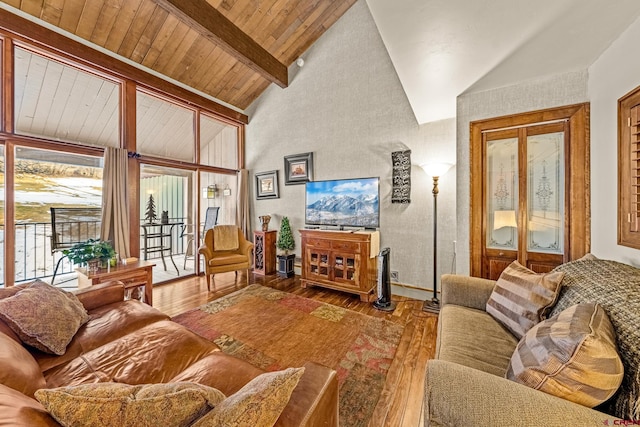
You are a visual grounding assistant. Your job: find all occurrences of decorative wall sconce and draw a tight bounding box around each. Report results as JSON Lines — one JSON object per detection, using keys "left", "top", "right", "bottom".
{"left": 202, "top": 184, "right": 217, "bottom": 199}
{"left": 223, "top": 184, "right": 231, "bottom": 196}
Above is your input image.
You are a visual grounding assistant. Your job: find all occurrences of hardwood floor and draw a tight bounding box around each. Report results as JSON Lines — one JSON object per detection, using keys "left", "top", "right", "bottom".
{"left": 153, "top": 271, "right": 438, "bottom": 427}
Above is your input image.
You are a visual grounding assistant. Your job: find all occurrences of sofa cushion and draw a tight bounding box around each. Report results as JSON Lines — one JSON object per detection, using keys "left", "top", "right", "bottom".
{"left": 0, "top": 281, "right": 89, "bottom": 355}
{"left": 437, "top": 305, "right": 518, "bottom": 377}
{"left": 35, "top": 300, "right": 169, "bottom": 373}
{"left": 35, "top": 382, "right": 225, "bottom": 427}
{"left": 192, "top": 367, "right": 305, "bottom": 427}
{"left": 0, "top": 384, "right": 58, "bottom": 427}
{"left": 507, "top": 303, "right": 623, "bottom": 408}
{"left": 551, "top": 259, "right": 640, "bottom": 419}
{"left": 486, "top": 261, "right": 564, "bottom": 339}
{"left": 43, "top": 320, "right": 220, "bottom": 388}
{"left": 0, "top": 330, "right": 46, "bottom": 397}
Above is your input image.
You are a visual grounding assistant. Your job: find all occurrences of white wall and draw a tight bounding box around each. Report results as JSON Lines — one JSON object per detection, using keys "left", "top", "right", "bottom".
{"left": 456, "top": 70, "right": 590, "bottom": 274}
{"left": 589, "top": 15, "right": 640, "bottom": 266}
{"left": 246, "top": 0, "right": 457, "bottom": 298}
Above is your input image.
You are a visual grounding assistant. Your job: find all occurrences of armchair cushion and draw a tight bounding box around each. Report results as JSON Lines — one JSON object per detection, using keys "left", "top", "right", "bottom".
{"left": 208, "top": 253, "right": 250, "bottom": 267}
{"left": 213, "top": 225, "right": 239, "bottom": 251}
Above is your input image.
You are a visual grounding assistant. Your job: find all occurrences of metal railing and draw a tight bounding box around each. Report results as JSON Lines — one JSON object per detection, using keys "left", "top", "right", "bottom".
{"left": 1, "top": 218, "right": 188, "bottom": 286}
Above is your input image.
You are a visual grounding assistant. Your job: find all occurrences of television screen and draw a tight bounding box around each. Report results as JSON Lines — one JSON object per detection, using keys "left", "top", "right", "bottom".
{"left": 305, "top": 177, "right": 380, "bottom": 228}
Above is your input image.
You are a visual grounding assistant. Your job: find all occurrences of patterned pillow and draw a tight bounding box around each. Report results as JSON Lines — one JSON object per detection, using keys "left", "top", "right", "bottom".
{"left": 192, "top": 367, "right": 305, "bottom": 426}
{"left": 0, "top": 281, "right": 89, "bottom": 355}
{"left": 35, "top": 382, "right": 226, "bottom": 427}
{"left": 507, "top": 303, "right": 623, "bottom": 408}
{"left": 486, "top": 261, "right": 564, "bottom": 339}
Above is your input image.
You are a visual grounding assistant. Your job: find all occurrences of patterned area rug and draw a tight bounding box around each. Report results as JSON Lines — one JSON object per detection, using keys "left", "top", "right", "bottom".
{"left": 172, "top": 284, "right": 404, "bottom": 427}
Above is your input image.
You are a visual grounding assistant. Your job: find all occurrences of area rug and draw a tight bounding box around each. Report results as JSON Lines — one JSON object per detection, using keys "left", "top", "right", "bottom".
{"left": 172, "top": 284, "right": 404, "bottom": 427}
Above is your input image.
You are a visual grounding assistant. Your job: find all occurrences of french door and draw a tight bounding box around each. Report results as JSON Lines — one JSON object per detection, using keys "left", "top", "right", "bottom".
{"left": 470, "top": 104, "right": 590, "bottom": 280}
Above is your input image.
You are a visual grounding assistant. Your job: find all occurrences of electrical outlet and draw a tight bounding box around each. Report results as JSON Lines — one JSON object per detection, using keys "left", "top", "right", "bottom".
{"left": 453, "top": 240, "right": 457, "bottom": 254}
{"left": 391, "top": 271, "right": 399, "bottom": 281}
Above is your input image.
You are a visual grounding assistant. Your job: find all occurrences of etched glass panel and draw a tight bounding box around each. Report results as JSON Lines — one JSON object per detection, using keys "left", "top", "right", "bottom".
{"left": 487, "top": 138, "right": 518, "bottom": 250}
{"left": 527, "top": 132, "right": 564, "bottom": 254}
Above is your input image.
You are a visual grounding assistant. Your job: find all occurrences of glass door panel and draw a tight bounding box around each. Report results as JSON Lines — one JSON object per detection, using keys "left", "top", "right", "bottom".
{"left": 14, "top": 147, "right": 103, "bottom": 286}
{"left": 527, "top": 131, "right": 565, "bottom": 254}
{"left": 200, "top": 171, "right": 238, "bottom": 226}
{"left": 140, "top": 164, "right": 194, "bottom": 283}
{"left": 486, "top": 137, "right": 518, "bottom": 250}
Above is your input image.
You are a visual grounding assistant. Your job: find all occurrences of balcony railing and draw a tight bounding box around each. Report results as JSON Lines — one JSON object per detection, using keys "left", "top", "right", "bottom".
{"left": 1, "top": 218, "right": 188, "bottom": 286}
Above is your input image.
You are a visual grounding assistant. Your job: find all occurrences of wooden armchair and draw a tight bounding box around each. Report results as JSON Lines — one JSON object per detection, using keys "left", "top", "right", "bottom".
{"left": 198, "top": 225, "right": 253, "bottom": 291}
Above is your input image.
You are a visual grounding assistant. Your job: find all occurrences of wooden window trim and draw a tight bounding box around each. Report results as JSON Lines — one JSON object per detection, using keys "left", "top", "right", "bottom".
{"left": 470, "top": 103, "right": 591, "bottom": 277}
{"left": 618, "top": 87, "right": 640, "bottom": 248}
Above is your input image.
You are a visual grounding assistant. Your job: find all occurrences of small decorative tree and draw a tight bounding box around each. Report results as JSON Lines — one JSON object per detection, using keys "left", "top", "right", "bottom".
{"left": 145, "top": 194, "right": 157, "bottom": 223}
{"left": 276, "top": 217, "right": 295, "bottom": 254}
{"left": 276, "top": 217, "right": 295, "bottom": 278}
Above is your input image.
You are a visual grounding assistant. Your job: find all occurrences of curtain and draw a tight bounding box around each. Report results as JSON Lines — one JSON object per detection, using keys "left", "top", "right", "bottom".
{"left": 236, "top": 169, "right": 250, "bottom": 239}
{"left": 100, "top": 147, "right": 130, "bottom": 258}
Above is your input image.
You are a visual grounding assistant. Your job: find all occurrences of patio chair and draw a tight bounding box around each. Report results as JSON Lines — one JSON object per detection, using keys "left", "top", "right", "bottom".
{"left": 182, "top": 207, "right": 219, "bottom": 268}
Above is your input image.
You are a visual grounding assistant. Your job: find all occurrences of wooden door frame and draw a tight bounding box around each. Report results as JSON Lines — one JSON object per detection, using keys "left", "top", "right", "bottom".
{"left": 470, "top": 103, "right": 590, "bottom": 278}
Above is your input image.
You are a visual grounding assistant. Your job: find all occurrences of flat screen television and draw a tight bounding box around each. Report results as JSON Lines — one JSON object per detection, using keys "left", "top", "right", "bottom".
{"left": 305, "top": 177, "right": 380, "bottom": 228}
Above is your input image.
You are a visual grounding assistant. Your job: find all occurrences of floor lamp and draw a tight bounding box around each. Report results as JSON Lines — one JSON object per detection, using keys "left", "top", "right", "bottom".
{"left": 420, "top": 162, "right": 454, "bottom": 313}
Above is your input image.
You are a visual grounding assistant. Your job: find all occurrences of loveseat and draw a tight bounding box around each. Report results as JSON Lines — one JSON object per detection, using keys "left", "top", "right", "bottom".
{"left": 0, "top": 280, "right": 339, "bottom": 426}
{"left": 424, "top": 258, "right": 640, "bottom": 426}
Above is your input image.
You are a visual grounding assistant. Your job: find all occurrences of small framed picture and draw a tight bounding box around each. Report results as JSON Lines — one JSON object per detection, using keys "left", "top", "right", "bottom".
{"left": 284, "top": 152, "right": 314, "bottom": 185}
{"left": 255, "top": 170, "right": 280, "bottom": 199}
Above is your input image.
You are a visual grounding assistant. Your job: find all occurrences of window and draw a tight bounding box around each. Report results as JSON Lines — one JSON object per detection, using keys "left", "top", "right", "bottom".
{"left": 136, "top": 91, "right": 195, "bottom": 162}
{"left": 618, "top": 87, "right": 640, "bottom": 249}
{"left": 14, "top": 47, "right": 120, "bottom": 147}
{"left": 200, "top": 113, "right": 239, "bottom": 169}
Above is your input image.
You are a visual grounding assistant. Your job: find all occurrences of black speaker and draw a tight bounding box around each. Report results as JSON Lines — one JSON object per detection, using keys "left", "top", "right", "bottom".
{"left": 373, "top": 247, "right": 395, "bottom": 311}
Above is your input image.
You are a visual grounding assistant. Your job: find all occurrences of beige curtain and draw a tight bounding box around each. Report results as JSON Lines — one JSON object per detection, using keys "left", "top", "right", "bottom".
{"left": 100, "top": 147, "right": 130, "bottom": 258}
{"left": 236, "top": 169, "right": 250, "bottom": 239}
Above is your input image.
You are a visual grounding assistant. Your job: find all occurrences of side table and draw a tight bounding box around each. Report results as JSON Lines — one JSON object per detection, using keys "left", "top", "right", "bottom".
{"left": 254, "top": 230, "right": 277, "bottom": 275}
{"left": 76, "top": 260, "right": 155, "bottom": 306}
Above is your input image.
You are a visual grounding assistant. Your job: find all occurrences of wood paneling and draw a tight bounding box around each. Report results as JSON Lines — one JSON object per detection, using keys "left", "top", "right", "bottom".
{"left": 153, "top": 272, "right": 437, "bottom": 427}
{"left": 1, "top": 0, "right": 357, "bottom": 110}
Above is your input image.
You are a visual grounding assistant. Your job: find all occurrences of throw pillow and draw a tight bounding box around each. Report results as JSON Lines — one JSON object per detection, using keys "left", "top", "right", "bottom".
{"left": 35, "top": 382, "right": 226, "bottom": 427}
{"left": 0, "top": 280, "right": 89, "bottom": 355}
{"left": 192, "top": 367, "right": 305, "bottom": 427}
{"left": 486, "top": 261, "right": 564, "bottom": 339}
{"left": 506, "top": 303, "right": 624, "bottom": 408}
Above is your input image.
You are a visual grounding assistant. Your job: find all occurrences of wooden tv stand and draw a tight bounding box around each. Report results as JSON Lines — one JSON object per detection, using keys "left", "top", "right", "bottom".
{"left": 299, "top": 229, "right": 379, "bottom": 302}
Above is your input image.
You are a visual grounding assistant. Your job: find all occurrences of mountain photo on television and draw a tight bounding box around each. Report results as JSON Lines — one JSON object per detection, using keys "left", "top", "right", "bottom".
{"left": 305, "top": 177, "right": 380, "bottom": 228}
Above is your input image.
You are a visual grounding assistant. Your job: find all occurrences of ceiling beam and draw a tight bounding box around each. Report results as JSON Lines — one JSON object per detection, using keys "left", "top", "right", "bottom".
{"left": 158, "top": 0, "right": 288, "bottom": 88}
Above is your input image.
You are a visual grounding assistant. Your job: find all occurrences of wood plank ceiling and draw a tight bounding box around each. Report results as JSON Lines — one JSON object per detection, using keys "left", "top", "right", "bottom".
{"left": 2, "top": 0, "right": 357, "bottom": 112}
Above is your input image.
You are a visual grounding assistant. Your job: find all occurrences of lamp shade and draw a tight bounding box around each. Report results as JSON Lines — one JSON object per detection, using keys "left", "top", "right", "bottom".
{"left": 420, "top": 162, "right": 454, "bottom": 178}
{"left": 493, "top": 210, "right": 517, "bottom": 230}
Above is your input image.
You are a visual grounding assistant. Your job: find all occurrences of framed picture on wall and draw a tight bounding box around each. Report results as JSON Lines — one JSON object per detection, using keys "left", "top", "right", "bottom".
{"left": 284, "top": 152, "right": 314, "bottom": 185}
{"left": 255, "top": 170, "right": 280, "bottom": 199}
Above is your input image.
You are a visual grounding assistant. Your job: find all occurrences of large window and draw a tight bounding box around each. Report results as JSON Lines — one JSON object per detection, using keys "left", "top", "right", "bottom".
{"left": 136, "top": 91, "right": 195, "bottom": 162}
{"left": 13, "top": 147, "right": 103, "bottom": 285}
{"left": 14, "top": 47, "right": 120, "bottom": 147}
{"left": 200, "top": 113, "right": 238, "bottom": 169}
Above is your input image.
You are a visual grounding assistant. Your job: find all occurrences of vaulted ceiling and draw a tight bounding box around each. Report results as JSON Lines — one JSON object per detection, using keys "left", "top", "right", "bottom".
{"left": 0, "top": 0, "right": 357, "bottom": 112}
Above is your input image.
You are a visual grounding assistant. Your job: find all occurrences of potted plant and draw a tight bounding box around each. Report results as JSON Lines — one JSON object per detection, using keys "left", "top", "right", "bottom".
{"left": 276, "top": 217, "right": 296, "bottom": 278}
{"left": 63, "top": 239, "right": 116, "bottom": 271}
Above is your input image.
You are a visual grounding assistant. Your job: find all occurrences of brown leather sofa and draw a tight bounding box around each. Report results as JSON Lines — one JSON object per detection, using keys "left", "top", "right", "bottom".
{"left": 0, "top": 281, "right": 339, "bottom": 426}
